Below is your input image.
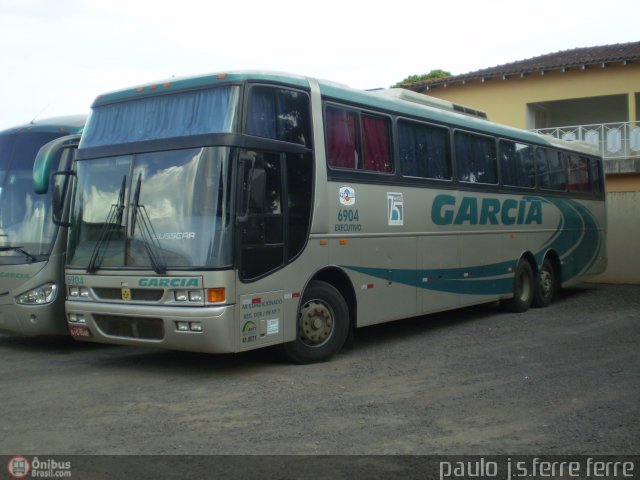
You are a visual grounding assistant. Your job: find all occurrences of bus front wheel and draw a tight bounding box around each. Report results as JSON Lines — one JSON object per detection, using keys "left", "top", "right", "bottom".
{"left": 281, "top": 280, "right": 349, "bottom": 364}
{"left": 501, "top": 259, "right": 534, "bottom": 313}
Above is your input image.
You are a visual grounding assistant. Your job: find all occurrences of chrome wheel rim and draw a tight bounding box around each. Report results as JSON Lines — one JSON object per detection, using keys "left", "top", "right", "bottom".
{"left": 539, "top": 268, "right": 553, "bottom": 298}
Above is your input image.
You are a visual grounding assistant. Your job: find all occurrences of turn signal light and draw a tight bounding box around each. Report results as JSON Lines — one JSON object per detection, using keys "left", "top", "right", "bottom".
{"left": 207, "top": 288, "right": 225, "bottom": 303}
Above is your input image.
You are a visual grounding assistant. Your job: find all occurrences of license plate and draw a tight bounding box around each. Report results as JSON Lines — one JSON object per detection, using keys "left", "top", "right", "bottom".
{"left": 68, "top": 325, "right": 92, "bottom": 338}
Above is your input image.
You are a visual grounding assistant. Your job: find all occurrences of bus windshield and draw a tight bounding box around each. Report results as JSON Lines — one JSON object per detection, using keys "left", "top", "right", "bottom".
{"left": 0, "top": 132, "right": 62, "bottom": 262}
{"left": 67, "top": 146, "right": 233, "bottom": 270}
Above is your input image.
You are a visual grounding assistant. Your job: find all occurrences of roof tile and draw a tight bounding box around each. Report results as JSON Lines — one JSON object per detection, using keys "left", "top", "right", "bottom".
{"left": 404, "top": 41, "right": 640, "bottom": 90}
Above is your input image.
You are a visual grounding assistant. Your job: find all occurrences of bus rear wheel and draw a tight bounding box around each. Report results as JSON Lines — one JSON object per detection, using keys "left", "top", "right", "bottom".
{"left": 501, "top": 259, "right": 534, "bottom": 313}
{"left": 532, "top": 258, "right": 556, "bottom": 308}
{"left": 281, "top": 280, "right": 349, "bottom": 364}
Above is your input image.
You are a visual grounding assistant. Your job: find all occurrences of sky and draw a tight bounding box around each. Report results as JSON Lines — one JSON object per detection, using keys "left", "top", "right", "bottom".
{"left": 0, "top": 0, "right": 638, "bottom": 130}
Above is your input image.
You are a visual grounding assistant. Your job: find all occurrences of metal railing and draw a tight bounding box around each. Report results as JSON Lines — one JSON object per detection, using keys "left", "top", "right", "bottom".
{"left": 533, "top": 121, "right": 640, "bottom": 159}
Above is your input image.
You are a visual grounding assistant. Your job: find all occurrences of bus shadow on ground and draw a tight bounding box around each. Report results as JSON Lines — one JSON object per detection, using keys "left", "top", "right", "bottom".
{"left": 0, "top": 333, "right": 116, "bottom": 354}
{"left": 95, "top": 342, "right": 285, "bottom": 374}
{"left": 350, "top": 284, "right": 594, "bottom": 352}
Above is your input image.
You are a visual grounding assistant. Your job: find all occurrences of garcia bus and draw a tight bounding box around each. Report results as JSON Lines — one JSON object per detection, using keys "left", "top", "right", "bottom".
{"left": 0, "top": 116, "right": 84, "bottom": 336}
{"left": 37, "top": 72, "right": 605, "bottom": 362}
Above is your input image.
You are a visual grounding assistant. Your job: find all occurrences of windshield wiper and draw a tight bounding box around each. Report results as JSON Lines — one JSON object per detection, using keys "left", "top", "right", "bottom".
{"left": 86, "top": 176, "right": 127, "bottom": 273}
{"left": 130, "top": 173, "right": 167, "bottom": 274}
{"left": 0, "top": 245, "right": 39, "bottom": 262}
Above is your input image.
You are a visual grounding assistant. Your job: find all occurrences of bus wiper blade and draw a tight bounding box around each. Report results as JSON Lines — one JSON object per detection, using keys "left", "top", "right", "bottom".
{"left": 86, "top": 176, "right": 127, "bottom": 273}
{"left": 131, "top": 173, "right": 167, "bottom": 275}
{"left": 0, "top": 245, "right": 39, "bottom": 262}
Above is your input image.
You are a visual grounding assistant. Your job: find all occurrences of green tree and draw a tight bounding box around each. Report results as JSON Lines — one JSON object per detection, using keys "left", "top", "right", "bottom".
{"left": 392, "top": 69, "right": 451, "bottom": 88}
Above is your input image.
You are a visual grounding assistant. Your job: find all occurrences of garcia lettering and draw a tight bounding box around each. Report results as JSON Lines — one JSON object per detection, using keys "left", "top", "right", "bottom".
{"left": 432, "top": 194, "right": 542, "bottom": 226}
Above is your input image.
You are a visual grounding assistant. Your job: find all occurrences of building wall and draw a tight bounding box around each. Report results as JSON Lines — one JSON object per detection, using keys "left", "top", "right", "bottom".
{"left": 423, "top": 63, "right": 640, "bottom": 129}
{"left": 595, "top": 189, "right": 640, "bottom": 284}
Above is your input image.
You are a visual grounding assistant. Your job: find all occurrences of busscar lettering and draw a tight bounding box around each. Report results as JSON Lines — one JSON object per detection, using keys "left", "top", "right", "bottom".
{"left": 431, "top": 194, "right": 542, "bottom": 225}
{"left": 154, "top": 232, "right": 196, "bottom": 240}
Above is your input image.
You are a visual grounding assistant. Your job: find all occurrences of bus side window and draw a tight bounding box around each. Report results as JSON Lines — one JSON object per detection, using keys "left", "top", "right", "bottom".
{"left": 399, "top": 120, "right": 451, "bottom": 180}
{"left": 455, "top": 131, "right": 497, "bottom": 184}
{"left": 567, "top": 154, "right": 591, "bottom": 193}
{"left": 325, "top": 106, "right": 360, "bottom": 169}
{"left": 361, "top": 114, "right": 392, "bottom": 173}
{"left": 500, "top": 140, "right": 535, "bottom": 188}
{"left": 247, "top": 86, "right": 311, "bottom": 147}
{"left": 537, "top": 148, "right": 566, "bottom": 191}
{"left": 591, "top": 157, "right": 603, "bottom": 194}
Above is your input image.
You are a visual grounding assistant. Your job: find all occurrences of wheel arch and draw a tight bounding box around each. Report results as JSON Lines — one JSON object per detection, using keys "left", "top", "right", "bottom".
{"left": 520, "top": 250, "right": 538, "bottom": 275}
{"left": 308, "top": 267, "right": 357, "bottom": 331}
{"left": 540, "top": 248, "right": 562, "bottom": 290}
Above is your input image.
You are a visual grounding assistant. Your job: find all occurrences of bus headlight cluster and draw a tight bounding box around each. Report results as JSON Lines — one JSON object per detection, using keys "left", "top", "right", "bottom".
{"left": 174, "top": 290, "right": 204, "bottom": 303}
{"left": 68, "top": 286, "right": 90, "bottom": 298}
{"left": 16, "top": 283, "right": 57, "bottom": 305}
{"left": 68, "top": 313, "right": 86, "bottom": 324}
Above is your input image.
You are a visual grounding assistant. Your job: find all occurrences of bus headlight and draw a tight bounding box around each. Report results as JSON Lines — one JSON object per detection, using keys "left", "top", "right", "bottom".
{"left": 16, "top": 283, "right": 58, "bottom": 305}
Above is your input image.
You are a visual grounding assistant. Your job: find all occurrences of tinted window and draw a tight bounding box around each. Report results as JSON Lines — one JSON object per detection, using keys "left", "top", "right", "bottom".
{"left": 455, "top": 131, "right": 497, "bottom": 184}
{"left": 247, "top": 86, "right": 311, "bottom": 147}
{"left": 326, "top": 106, "right": 359, "bottom": 169}
{"left": 361, "top": 114, "right": 392, "bottom": 173}
{"left": 567, "top": 155, "right": 591, "bottom": 193}
{"left": 591, "top": 158, "right": 603, "bottom": 194}
{"left": 536, "top": 148, "right": 566, "bottom": 191}
{"left": 499, "top": 140, "right": 535, "bottom": 188}
{"left": 325, "top": 105, "right": 393, "bottom": 173}
{"left": 399, "top": 120, "right": 451, "bottom": 180}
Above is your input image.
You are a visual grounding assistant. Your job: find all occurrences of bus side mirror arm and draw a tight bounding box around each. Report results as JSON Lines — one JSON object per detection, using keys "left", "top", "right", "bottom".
{"left": 51, "top": 170, "right": 76, "bottom": 227}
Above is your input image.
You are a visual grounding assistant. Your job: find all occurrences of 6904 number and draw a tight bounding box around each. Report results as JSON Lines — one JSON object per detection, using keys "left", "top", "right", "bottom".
{"left": 337, "top": 209, "right": 359, "bottom": 222}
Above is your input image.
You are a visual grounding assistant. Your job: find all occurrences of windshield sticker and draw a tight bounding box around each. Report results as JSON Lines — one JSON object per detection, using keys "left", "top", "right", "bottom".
{"left": 267, "top": 318, "right": 279, "bottom": 335}
{"left": 153, "top": 232, "right": 196, "bottom": 240}
{"left": 387, "top": 192, "right": 404, "bottom": 226}
{"left": 339, "top": 186, "right": 356, "bottom": 206}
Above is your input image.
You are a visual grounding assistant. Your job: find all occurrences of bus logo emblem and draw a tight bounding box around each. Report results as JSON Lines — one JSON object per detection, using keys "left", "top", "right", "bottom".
{"left": 121, "top": 288, "right": 132, "bottom": 301}
{"left": 387, "top": 192, "right": 404, "bottom": 226}
{"left": 339, "top": 186, "right": 356, "bottom": 206}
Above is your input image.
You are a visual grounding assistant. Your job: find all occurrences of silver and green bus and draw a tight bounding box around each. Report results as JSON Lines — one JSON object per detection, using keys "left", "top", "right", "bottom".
{"left": 38, "top": 72, "right": 605, "bottom": 362}
{"left": 0, "top": 116, "right": 84, "bottom": 336}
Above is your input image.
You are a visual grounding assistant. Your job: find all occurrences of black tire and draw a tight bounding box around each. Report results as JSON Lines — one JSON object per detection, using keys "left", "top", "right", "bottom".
{"left": 501, "top": 259, "right": 534, "bottom": 313}
{"left": 280, "top": 280, "right": 350, "bottom": 364}
{"left": 532, "top": 257, "right": 556, "bottom": 308}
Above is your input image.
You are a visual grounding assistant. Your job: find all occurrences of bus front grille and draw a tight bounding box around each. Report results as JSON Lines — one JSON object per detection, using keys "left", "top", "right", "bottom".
{"left": 93, "top": 288, "right": 164, "bottom": 302}
{"left": 93, "top": 314, "right": 164, "bottom": 340}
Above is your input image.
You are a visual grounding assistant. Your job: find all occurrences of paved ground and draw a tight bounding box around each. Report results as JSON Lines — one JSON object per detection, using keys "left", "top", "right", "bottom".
{"left": 1, "top": 283, "right": 638, "bottom": 456}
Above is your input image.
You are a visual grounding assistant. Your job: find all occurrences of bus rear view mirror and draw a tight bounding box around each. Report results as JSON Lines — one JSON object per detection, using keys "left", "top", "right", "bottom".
{"left": 33, "top": 134, "right": 81, "bottom": 194}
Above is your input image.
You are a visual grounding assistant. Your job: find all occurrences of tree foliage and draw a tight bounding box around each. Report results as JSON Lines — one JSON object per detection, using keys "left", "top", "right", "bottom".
{"left": 392, "top": 69, "right": 451, "bottom": 88}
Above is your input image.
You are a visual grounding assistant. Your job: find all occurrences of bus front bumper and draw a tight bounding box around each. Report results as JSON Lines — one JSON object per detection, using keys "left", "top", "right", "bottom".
{"left": 65, "top": 301, "right": 237, "bottom": 353}
{"left": 0, "top": 296, "right": 67, "bottom": 336}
